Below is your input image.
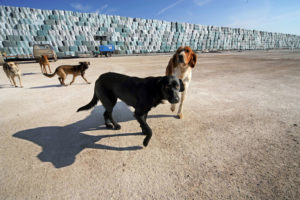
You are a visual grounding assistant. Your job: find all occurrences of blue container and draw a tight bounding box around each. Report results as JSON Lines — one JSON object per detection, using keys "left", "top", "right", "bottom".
{"left": 99, "top": 45, "right": 115, "bottom": 52}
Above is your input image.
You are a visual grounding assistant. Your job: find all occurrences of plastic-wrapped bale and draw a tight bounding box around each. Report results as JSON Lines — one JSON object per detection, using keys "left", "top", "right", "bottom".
{"left": 58, "top": 46, "right": 69, "bottom": 52}
{"left": 69, "top": 46, "right": 78, "bottom": 52}
{"left": 2, "top": 41, "right": 17, "bottom": 47}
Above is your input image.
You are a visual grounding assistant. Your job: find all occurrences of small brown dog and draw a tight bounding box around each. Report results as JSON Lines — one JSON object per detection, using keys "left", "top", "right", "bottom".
{"left": 39, "top": 55, "right": 51, "bottom": 74}
{"left": 3, "top": 62, "right": 23, "bottom": 87}
{"left": 43, "top": 61, "right": 91, "bottom": 86}
{"left": 165, "top": 46, "right": 197, "bottom": 119}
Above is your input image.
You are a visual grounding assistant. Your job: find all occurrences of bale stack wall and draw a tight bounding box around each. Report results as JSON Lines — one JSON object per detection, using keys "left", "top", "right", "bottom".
{"left": 1, "top": 6, "right": 300, "bottom": 57}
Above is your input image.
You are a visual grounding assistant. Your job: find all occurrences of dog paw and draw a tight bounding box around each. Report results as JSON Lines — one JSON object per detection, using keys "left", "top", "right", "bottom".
{"left": 114, "top": 124, "right": 121, "bottom": 130}
{"left": 177, "top": 113, "right": 183, "bottom": 119}
{"left": 170, "top": 105, "right": 176, "bottom": 112}
{"left": 106, "top": 124, "right": 113, "bottom": 129}
{"left": 143, "top": 139, "right": 149, "bottom": 147}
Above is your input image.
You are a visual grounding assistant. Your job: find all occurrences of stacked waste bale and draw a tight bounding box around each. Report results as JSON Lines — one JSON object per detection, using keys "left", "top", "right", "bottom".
{"left": 0, "top": 5, "right": 300, "bottom": 57}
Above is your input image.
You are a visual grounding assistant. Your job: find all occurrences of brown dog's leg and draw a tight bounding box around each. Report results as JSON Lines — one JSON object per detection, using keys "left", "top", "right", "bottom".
{"left": 17, "top": 75, "right": 23, "bottom": 87}
{"left": 11, "top": 76, "right": 17, "bottom": 87}
{"left": 58, "top": 77, "right": 63, "bottom": 85}
{"left": 43, "top": 65, "right": 47, "bottom": 74}
{"left": 70, "top": 75, "right": 76, "bottom": 85}
{"left": 171, "top": 104, "right": 176, "bottom": 112}
{"left": 58, "top": 70, "right": 67, "bottom": 86}
{"left": 7, "top": 75, "right": 13, "bottom": 86}
{"left": 47, "top": 64, "right": 51, "bottom": 73}
{"left": 39, "top": 63, "right": 44, "bottom": 73}
{"left": 81, "top": 74, "right": 91, "bottom": 84}
{"left": 177, "top": 82, "right": 189, "bottom": 119}
{"left": 61, "top": 77, "right": 67, "bottom": 86}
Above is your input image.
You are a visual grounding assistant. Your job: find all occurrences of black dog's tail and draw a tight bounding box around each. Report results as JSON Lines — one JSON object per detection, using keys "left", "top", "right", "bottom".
{"left": 77, "top": 93, "right": 98, "bottom": 112}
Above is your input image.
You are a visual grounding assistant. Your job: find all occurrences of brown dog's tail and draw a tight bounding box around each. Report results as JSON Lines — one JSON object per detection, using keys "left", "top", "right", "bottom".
{"left": 43, "top": 68, "right": 57, "bottom": 78}
{"left": 77, "top": 93, "right": 98, "bottom": 112}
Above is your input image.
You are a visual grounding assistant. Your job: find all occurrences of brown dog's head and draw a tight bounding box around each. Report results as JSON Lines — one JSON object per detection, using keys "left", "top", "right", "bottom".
{"left": 174, "top": 46, "right": 197, "bottom": 68}
{"left": 79, "top": 61, "right": 90, "bottom": 69}
{"left": 41, "top": 55, "right": 48, "bottom": 60}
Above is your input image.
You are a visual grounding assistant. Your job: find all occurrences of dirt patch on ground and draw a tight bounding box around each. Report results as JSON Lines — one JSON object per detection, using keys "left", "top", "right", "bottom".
{"left": 0, "top": 50, "right": 299, "bottom": 199}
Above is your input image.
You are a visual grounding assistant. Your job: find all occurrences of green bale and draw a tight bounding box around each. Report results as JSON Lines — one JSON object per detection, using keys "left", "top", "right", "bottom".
{"left": 56, "top": 52, "right": 66, "bottom": 58}
{"left": 87, "top": 46, "right": 96, "bottom": 51}
{"left": 41, "top": 24, "right": 51, "bottom": 31}
{"left": 99, "top": 27, "right": 108, "bottom": 32}
{"left": 2, "top": 41, "right": 17, "bottom": 47}
{"left": 115, "top": 28, "right": 122, "bottom": 33}
{"left": 37, "top": 30, "right": 48, "bottom": 36}
{"left": 82, "top": 41, "right": 92, "bottom": 46}
{"left": 75, "top": 35, "right": 85, "bottom": 40}
{"left": 69, "top": 46, "right": 78, "bottom": 51}
{"left": 34, "top": 36, "right": 46, "bottom": 41}
{"left": 58, "top": 46, "right": 69, "bottom": 52}
{"left": 74, "top": 40, "right": 81, "bottom": 46}
{"left": 44, "top": 20, "right": 56, "bottom": 25}
{"left": 116, "top": 41, "right": 124, "bottom": 46}
{"left": 75, "top": 21, "right": 85, "bottom": 26}
{"left": 49, "top": 15, "right": 59, "bottom": 20}
{"left": 7, "top": 35, "right": 21, "bottom": 41}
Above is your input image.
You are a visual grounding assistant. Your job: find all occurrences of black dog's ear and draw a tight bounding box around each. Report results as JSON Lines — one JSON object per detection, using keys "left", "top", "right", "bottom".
{"left": 179, "top": 79, "right": 184, "bottom": 92}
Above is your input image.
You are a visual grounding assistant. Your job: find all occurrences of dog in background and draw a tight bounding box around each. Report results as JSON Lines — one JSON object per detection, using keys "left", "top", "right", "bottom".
{"left": 43, "top": 61, "right": 91, "bottom": 86}
{"left": 3, "top": 62, "right": 23, "bottom": 87}
{"left": 165, "top": 46, "right": 197, "bottom": 119}
{"left": 77, "top": 72, "right": 184, "bottom": 147}
{"left": 39, "top": 55, "right": 51, "bottom": 74}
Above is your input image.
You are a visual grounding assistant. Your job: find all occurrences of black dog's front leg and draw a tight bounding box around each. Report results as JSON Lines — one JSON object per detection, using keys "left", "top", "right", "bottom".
{"left": 134, "top": 112, "right": 152, "bottom": 147}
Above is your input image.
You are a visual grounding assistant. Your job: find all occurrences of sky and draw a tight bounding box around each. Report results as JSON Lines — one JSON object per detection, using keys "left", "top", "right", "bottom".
{"left": 1, "top": 0, "right": 300, "bottom": 35}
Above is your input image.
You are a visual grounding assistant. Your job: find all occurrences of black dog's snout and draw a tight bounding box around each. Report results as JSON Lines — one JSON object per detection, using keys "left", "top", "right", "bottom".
{"left": 170, "top": 96, "right": 179, "bottom": 104}
{"left": 174, "top": 96, "right": 179, "bottom": 103}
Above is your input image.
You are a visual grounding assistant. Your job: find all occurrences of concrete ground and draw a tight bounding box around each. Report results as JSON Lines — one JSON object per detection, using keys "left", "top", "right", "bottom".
{"left": 0, "top": 50, "right": 299, "bottom": 199}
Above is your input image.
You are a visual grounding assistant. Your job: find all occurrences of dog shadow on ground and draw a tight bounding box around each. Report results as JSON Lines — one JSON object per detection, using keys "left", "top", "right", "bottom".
{"left": 0, "top": 84, "right": 22, "bottom": 89}
{"left": 22, "top": 72, "right": 40, "bottom": 76}
{"left": 13, "top": 102, "right": 173, "bottom": 168}
{"left": 30, "top": 83, "right": 90, "bottom": 89}
{"left": 30, "top": 84, "right": 62, "bottom": 89}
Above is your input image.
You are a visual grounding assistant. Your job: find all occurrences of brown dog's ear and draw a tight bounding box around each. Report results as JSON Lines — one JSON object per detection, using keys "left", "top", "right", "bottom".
{"left": 189, "top": 51, "right": 197, "bottom": 68}
{"left": 176, "top": 46, "right": 184, "bottom": 54}
{"left": 179, "top": 79, "right": 185, "bottom": 92}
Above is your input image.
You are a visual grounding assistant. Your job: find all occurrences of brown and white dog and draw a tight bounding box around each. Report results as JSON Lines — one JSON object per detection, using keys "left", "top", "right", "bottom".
{"left": 39, "top": 55, "right": 52, "bottom": 74}
{"left": 165, "top": 46, "right": 197, "bottom": 119}
{"left": 3, "top": 62, "right": 23, "bottom": 87}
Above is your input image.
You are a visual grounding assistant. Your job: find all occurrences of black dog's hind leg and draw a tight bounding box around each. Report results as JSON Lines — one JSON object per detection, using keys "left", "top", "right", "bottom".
{"left": 103, "top": 110, "right": 121, "bottom": 130}
{"left": 103, "top": 111, "right": 113, "bottom": 129}
{"left": 100, "top": 92, "right": 121, "bottom": 130}
{"left": 134, "top": 111, "right": 152, "bottom": 147}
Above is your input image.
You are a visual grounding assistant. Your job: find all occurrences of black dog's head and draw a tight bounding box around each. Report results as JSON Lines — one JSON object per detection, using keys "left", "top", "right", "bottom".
{"left": 79, "top": 61, "right": 90, "bottom": 69}
{"left": 160, "top": 76, "right": 184, "bottom": 104}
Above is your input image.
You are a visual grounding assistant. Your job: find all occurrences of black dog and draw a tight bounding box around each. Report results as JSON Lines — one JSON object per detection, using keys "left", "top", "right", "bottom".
{"left": 77, "top": 72, "right": 184, "bottom": 147}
